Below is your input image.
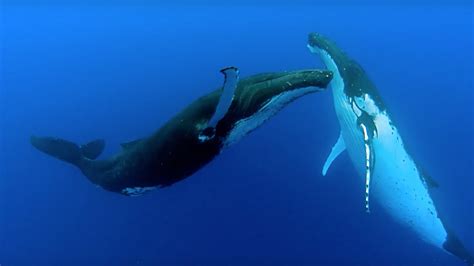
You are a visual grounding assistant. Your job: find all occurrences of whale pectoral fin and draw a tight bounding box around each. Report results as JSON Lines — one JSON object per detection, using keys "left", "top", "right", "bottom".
{"left": 199, "top": 67, "right": 240, "bottom": 142}
{"left": 360, "top": 123, "right": 375, "bottom": 213}
{"left": 322, "top": 132, "right": 346, "bottom": 176}
{"left": 207, "top": 66, "right": 240, "bottom": 128}
{"left": 121, "top": 139, "right": 143, "bottom": 150}
{"left": 363, "top": 144, "right": 373, "bottom": 213}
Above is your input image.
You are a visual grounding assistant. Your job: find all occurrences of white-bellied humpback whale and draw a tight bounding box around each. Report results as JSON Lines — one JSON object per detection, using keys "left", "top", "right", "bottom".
{"left": 307, "top": 32, "right": 473, "bottom": 264}
{"left": 31, "top": 67, "right": 333, "bottom": 196}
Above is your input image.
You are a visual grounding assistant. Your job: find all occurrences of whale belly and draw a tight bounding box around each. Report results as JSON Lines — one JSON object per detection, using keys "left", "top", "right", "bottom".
{"left": 336, "top": 95, "right": 448, "bottom": 247}
{"left": 370, "top": 113, "right": 447, "bottom": 247}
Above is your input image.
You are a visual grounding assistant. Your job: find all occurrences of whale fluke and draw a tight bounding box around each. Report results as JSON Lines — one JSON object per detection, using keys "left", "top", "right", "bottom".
{"left": 30, "top": 136, "right": 105, "bottom": 166}
{"left": 80, "top": 139, "right": 105, "bottom": 160}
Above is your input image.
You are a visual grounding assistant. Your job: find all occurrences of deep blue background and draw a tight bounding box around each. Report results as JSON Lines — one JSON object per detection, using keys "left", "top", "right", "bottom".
{"left": 1, "top": 3, "right": 473, "bottom": 266}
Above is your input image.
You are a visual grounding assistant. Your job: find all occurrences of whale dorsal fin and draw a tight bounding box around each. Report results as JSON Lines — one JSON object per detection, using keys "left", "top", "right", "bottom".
{"left": 121, "top": 139, "right": 143, "bottom": 150}
{"left": 322, "top": 132, "right": 346, "bottom": 176}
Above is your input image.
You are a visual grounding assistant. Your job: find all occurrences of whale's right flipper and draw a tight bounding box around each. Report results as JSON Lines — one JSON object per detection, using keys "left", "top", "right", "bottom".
{"left": 208, "top": 66, "right": 240, "bottom": 128}
{"left": 30, "top": 136, "right": 105, "bottom": 166}
{"left": 199, "top": 66, "right": 240, "bottom": 142}
{"left": 322, "top": 132, "right": 346, "bottom": 176}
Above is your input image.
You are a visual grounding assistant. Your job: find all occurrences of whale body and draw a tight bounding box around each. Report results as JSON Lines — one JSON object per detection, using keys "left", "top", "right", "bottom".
{"left": 307, "top": 32, "right": 473, "bottom": 264}
{"left": 31, "top": 68, "right": 332, "bottom": 196}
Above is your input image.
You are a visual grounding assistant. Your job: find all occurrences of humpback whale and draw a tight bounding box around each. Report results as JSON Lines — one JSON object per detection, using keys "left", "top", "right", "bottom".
{"left": 307, "top": 33, "right": 473, "bottom": 264}
{"left": 31, "top": 67, "right": 332, "bottom": 196}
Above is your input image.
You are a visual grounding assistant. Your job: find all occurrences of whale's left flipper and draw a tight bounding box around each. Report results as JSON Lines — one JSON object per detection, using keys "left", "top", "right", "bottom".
{"left": 322, "top": 132, "right": 346, "bottom": 176}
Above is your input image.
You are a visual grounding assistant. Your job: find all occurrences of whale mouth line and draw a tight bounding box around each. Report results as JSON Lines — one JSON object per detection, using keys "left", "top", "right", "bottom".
{"left": 223, "top": 85, "right": 321, "bottom": 147}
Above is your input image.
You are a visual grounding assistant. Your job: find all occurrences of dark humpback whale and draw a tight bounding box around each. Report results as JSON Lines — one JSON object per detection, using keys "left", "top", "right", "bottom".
{"left": 31, "top": 68, "right": 332, "bottom": 196}
{"left": 307, "top": 32, "right": 473, "bottom": 264}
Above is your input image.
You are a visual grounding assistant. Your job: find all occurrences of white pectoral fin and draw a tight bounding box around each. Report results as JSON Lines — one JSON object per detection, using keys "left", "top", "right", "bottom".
{"left": 208, "top": 66, "right": 240, "bottom": 128}
{"left": 199, "top": 67, "right": 239, "bottom": 142}
{"left": 322, "top": 132, "right": 346, "bottom": 176}
{"left": 363, "top": 144, "right": 372, "bottom": 213}
{"left": 360, "top": 124, "right": 374, "bottom": 213}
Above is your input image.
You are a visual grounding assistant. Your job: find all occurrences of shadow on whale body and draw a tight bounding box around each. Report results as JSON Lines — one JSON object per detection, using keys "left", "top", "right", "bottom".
{"left": 308, "top": 32, "right": 473, "bottom": 265}
{"left": 31, "top": 68, "right": 333, "bottom": 196}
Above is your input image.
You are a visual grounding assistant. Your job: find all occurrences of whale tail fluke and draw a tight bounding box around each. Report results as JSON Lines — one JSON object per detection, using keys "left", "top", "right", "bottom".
{"left": 30, "top": 136, "right": 105, "bottom": 166}
{"left": 79, "top": 139, "right": 105, "bottom": 160}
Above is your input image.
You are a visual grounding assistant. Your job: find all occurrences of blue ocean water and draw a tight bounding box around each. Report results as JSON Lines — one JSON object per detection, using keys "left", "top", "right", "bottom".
{"left": 1, "top": 2, "right": 473, "bottom": 265}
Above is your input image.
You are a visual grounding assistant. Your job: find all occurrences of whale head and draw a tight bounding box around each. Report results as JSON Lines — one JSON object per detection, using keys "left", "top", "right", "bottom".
{"left": 307, "top": 32, "right": 386, "bottom": 117}
{"left": 218, "top": 69, "right": 332, "bottom": 146}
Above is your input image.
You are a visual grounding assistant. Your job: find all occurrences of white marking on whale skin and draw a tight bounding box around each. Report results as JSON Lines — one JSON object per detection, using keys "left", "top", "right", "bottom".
{"left": 121, "top": 186, "right": 156, "bottom": 196}
{"left": 355, "top": 93, "right": 379, "bottom": 116}
{"left": 309, "top": 44, "right": 448, "bottom": 248}
{"left": 198, "top": 134, "right": 211, "bottom": 142}
{"left": 223, "top": 86, "right": 321, "bottom": 147}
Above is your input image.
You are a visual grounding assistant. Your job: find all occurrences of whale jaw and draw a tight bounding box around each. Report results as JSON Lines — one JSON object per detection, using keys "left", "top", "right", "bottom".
{"left": 224, "top": 85, "right": 321, "bottom": 147}
{"left": 220, "top": 69, "right": 332, "bottom": 148}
